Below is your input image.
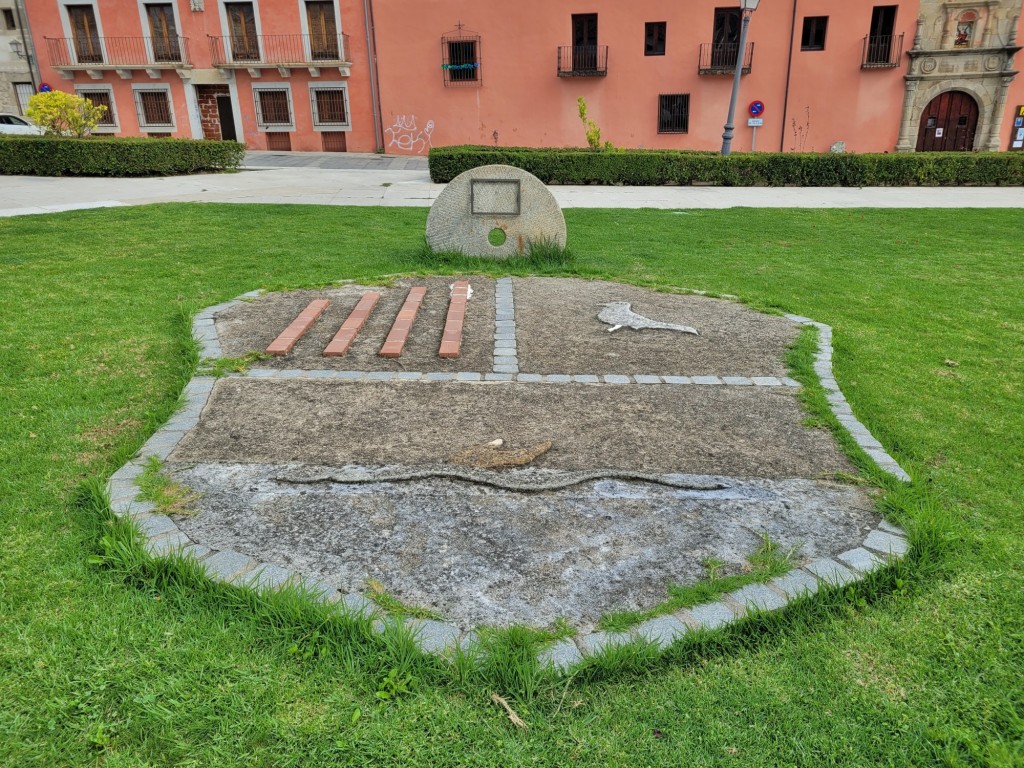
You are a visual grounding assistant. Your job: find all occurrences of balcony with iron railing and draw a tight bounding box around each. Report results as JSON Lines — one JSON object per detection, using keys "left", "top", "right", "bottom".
{"left": 209, "top": 33, "right": 351, "bottom": 70}
{"left": 862, "top": 33, "right": 903, "bottom": 68}
{"left": 557, "top": 45, "right": 608, "bottom": 77}
{"left": 45, "top": 36, "right": 192, "bottom": 69}
{"left": 698, "top": 42, "right": 754, "bottom": 75}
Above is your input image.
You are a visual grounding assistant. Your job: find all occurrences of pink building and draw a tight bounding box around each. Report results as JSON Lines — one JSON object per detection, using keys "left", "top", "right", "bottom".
{"left": 22, "top": 0, "right": 379, "bottom": 151}
{"left": 18, "top": 0, "right": 1024, "bottom": 154}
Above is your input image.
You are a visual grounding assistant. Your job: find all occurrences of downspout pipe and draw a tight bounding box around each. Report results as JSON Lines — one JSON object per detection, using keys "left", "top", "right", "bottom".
{"left": 779, "top": 0, "right": 798, "bottom": 151}
{"left": 363, "top": 0, "right": 384, "bottom": 151}
{"left": 14, "top": 0, "right": 40, "bottom": 90}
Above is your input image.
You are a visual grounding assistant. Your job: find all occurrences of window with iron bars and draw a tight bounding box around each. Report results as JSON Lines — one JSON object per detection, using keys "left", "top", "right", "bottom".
{"left": 441, "top": 35, "right": 481, "bottom": 86}
{"left": 254, "top": 88, "right": 292, "bottom": 128}
{"left": 310, "top": 87, "right": 348, "bottom": 127}
{"left": 658, "top": 94, "right": 689, "bottom": 133}
{"left": 134, "top": 89, "right": 173, "bottom": 127}
{"left": 78, "top": 89, "right": 116, "bottom": 126}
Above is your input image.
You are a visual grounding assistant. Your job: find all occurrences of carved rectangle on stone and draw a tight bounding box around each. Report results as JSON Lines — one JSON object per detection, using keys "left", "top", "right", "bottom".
{"left": 471, "top": 179, "right": 521, "bottom": 216}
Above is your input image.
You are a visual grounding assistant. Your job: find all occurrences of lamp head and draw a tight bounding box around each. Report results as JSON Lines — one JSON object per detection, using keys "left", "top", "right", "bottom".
{"left": 740, "top": 0, "right": 760, "bottom": 10}
{"left": 10, "top": 39, "right": 26, "bottom": 58}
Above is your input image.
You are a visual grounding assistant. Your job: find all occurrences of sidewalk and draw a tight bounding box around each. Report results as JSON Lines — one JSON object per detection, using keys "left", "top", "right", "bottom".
{"left": 3, "top": 153, "right": 1023, "bottom": 217}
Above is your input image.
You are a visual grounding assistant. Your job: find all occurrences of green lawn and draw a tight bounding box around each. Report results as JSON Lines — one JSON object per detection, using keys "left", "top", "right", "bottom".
{"left": 1, "top": 204, "right": 1021, "bottom": 767}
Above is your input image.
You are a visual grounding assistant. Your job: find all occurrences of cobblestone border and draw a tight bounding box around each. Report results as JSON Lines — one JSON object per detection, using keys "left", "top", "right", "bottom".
{"left": 239, "top": 369, "right": 802, "bottom": 386}
{"left": 102, "top": 287, "right": 914, "bottom": 674}
{"left": 493, "top": 277, "right": 519, "bottom": 374}
{"left": 784, "top": 314, "right": 911, "bottom": 483}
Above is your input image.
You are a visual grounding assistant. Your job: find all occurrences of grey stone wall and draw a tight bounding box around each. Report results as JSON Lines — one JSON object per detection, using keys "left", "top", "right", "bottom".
{"left": 1, "top": 1, "right": 34, "bottom": 115}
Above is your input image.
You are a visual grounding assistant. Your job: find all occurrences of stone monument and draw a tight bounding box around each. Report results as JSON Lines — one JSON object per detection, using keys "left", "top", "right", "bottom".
{"left": 425, "top": 164, "right": 567, "bottom": 258}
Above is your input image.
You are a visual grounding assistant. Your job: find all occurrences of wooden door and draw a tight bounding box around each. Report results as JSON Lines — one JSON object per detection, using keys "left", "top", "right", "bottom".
{"left": 225, "top": 2, "right": 259, "bottom": 61}
{"left": 306, "top": 1, "right": 339, "bottom": 60}
{"left": 146, "top": 3, "right": 180, "bottom": 62}
{"left": 712, "top": 7, "right": 741, "bottom": 68}
{"left": 867, "top": 5, "right": 897, "bottom": 64}
{"left": 916, "top": 91, "right": 979, "bottom": 151}
{"left": 217, "top": 96, "right": 236, "bottom": 141}
{"left": 67, "top": 4, "right": 102, "bottom": 63}
{"left": 572, "top": 13, "right": 597, "bottom": 71}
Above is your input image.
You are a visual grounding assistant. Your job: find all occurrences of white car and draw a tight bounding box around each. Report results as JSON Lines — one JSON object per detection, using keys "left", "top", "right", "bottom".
{"left": 0, "top": 113, "right": 45, "bottom": 136}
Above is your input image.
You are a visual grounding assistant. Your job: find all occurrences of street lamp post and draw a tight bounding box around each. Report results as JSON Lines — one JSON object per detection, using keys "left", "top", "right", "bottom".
{"left": 720, "top": 0, "right": 760, "bottom": 155}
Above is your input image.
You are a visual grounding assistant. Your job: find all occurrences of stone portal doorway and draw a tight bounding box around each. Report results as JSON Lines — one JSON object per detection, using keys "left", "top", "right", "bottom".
{"left": 916, "top": 91, "right": 979, "bottom": 151}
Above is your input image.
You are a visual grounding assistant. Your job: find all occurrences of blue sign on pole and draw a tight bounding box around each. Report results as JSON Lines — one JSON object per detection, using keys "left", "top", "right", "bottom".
{"left": 749, "top": 100, "right": 765, "bottom": 117}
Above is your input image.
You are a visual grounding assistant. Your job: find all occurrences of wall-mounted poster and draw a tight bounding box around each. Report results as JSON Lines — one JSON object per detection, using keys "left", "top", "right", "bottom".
{"left": 1011, "top": 105, "right": 1024, "bottom": 151}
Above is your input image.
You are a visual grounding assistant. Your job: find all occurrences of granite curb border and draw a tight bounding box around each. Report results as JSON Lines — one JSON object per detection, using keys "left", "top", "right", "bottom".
{"left": 783, "top": 314, "right": 912, "bottom": 483}
{"left": 239, "top": 368, "right": 801, "bottom": 387}
{"left": 102, "top": 286, "right": 914, "bottom": 674}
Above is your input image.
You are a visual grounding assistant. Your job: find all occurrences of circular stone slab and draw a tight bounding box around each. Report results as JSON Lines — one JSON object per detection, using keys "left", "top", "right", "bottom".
{"left": 426, "top": 164, "right": 567, "bottom": 257}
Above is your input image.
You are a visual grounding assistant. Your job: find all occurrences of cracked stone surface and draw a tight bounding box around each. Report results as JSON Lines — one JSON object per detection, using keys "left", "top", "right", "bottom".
{"left": 166, "top": 462, "right": 877, "bottom": 631}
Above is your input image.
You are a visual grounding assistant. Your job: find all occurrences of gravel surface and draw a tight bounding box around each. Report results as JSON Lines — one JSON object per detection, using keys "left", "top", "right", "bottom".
{"left": 513, "top": 277, "right": 798, "bottom": 376}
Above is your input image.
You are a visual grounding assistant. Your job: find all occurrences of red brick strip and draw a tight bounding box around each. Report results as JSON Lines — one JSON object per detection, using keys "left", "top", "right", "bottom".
{"left": 379, "top": 287, "right": 427, "bottom": 359}
{"left": 323, "top": 292, "right": 381, "bottom": 357}
{"left": 439, "top": 280, "right": 470, "bottom": 359}
{"left": 266, "top": 299, "right": 330, "bottom": 356}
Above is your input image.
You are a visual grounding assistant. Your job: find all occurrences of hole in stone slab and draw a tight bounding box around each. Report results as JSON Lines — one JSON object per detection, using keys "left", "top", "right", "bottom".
{"left": 488, "top": 228, "right": 507, "bottom": 247}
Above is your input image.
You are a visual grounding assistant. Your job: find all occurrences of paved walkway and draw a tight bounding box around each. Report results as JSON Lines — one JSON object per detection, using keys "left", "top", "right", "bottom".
{"left": 243, "top": 150, "right": 428, "bottom": 171}
{"left": 2, "top": 150, "right": 1023, "bottom": 216}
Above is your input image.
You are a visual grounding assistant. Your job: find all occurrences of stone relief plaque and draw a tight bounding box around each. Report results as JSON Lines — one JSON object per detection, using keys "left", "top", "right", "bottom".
{"left": 470, "top": 179, "right": 521, "bottom": 216}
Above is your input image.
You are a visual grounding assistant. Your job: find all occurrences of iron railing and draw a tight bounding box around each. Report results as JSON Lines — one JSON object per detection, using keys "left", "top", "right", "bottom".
{"left": 209, "top": 33, "right": 350, "bottom": 66}
{"left": 862, "top": 33, "right": 903, "bottom": 68}
{"left": 557, "top": 45, "right": 608, "bottom": 76}
{"left": 45, "top": 36, "right": 191, "bottom": 67}
{"left": 698, "top": 42, "right": 754, "bottom": 74}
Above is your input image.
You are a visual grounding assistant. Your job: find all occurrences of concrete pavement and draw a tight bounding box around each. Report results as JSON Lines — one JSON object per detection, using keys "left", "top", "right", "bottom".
{"left": 2, "top": 149, "right": 1023, "bottom": 216}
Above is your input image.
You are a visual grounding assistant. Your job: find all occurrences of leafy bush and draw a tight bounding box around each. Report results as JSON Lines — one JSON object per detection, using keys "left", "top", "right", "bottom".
{"left": 0, "top": 135, "right": 246, "bottom": 176}
{"left": 428, "top": 145, "right": 1024, "bottom": 186}
{"left": 577, "top": 97, "right": 612, "bottom": 151}
{"left": 25, "top": 91, "right": 106, "bottom": 137}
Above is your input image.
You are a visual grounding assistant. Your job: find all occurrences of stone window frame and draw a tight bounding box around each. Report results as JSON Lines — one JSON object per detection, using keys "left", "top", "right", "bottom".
{"left": 131, "top": 83, "right": 176, "bottom": 131}
{"left": 252, "top": 84, "right": 294, "bottom": 131}
{"left": 940, "top": 2, "right": 993, "bottom": 50}
{"left": 308, "top": 82, "right": 351, "bottom": 131}
{"left": 59, "top": 0, "right": 107, "bottom": 66}
{"left": 75, "top": 84, "right": 119, "bottom": 132}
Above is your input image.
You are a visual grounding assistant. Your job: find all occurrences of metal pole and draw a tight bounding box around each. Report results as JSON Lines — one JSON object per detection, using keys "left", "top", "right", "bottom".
{"left": 721, "top": 9, "right": 752, "bottom": 156}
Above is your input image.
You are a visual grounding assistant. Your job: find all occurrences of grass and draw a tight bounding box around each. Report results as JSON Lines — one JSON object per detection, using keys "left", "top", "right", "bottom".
{"left": 598, "top": 534, "right": 798, "bottom": 632}
{"left": 2, "top": 204, "right": 1022, "bottom": 766}
{"left": 136, "top": 456, "right": 201, "bottom": 517}
{"left": 196, "top": 350, "right": 270, "bottom": 377}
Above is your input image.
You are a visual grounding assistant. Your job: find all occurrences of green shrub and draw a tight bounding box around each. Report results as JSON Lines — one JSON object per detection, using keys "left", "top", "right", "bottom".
{"left": 0, "top": 135, "right": 246, "bottom": 176}
{"left": 26, "top": 91, "right": 107, "bottom": 138}
{"left": 428, "top": 145, "right": 1024, "bottom": 186}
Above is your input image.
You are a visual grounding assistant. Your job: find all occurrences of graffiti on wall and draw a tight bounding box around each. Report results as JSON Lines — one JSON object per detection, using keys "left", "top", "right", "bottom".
{"left": 385, "top": 115, "right": 435, "bottom": 153}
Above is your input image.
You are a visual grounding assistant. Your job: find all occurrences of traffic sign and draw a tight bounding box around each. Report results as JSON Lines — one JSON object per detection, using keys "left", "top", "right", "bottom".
{"left": 749, "top": 100, "right": 765, "bottom": 117}
{"left": 747, "top": 118, "right": 764, "bottom": 127}
{"left": 38, "top": 82, "right": 52, "bottom": 93}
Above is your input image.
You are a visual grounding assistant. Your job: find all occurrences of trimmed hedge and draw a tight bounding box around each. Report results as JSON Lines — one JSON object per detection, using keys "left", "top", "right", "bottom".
{"left": 0, "top": 135, "right": 246, "bottom": 176}
{"left": 429, "top": 145, "right": 1024, "bottom": 186}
